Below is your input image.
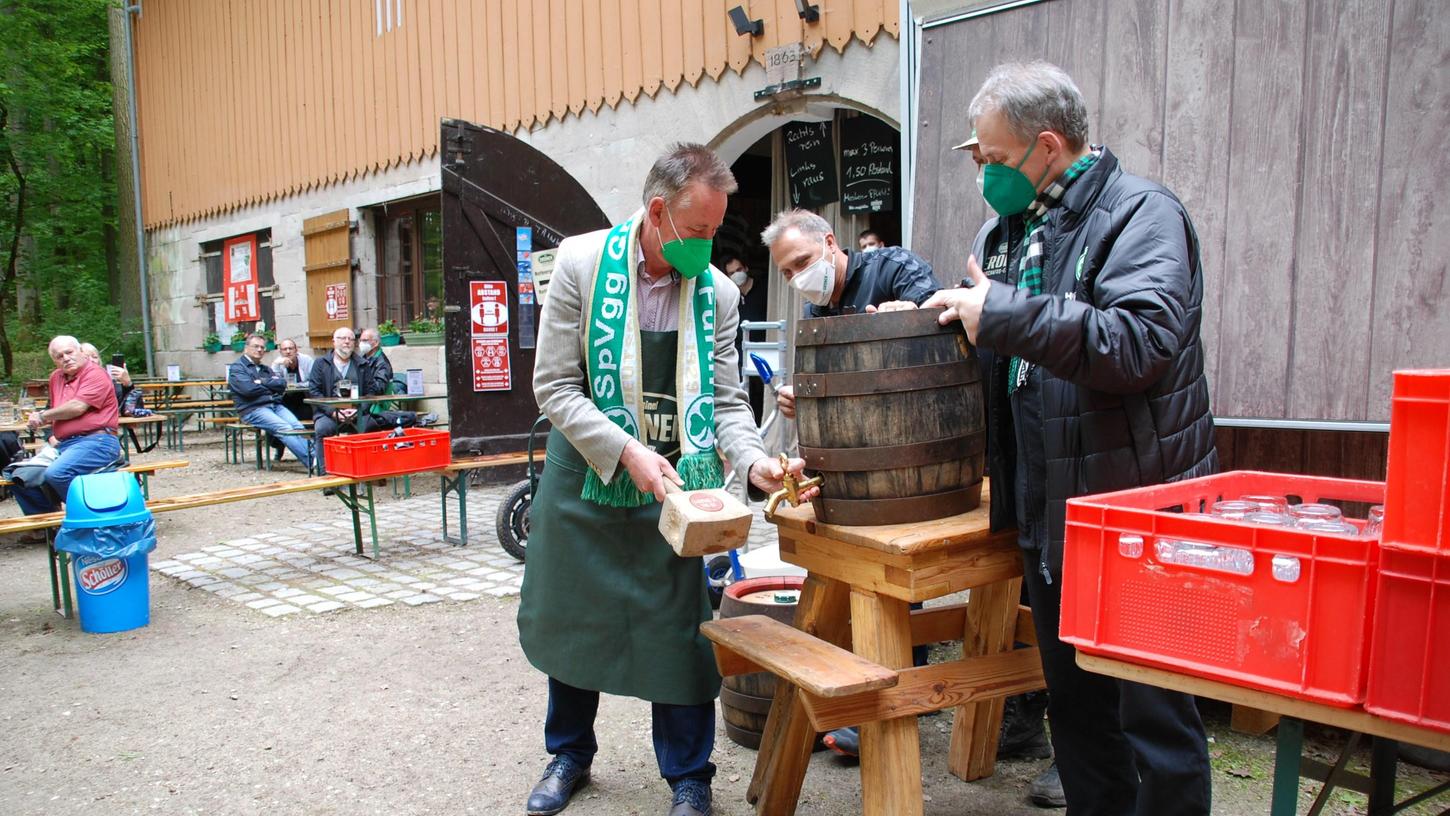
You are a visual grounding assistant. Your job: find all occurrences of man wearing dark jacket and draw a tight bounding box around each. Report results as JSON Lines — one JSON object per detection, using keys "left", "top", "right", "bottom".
{"left": 762, "top": 208, "right": 940, "bottom": 420}
{"left": 925, "top": 62, "right": 1216, "bottom": 815}
{"left": 229, "top": 334, "right": 312, "bottom": 465}
{"left": 308, "top": 327, "right": 377, "bottom": 470}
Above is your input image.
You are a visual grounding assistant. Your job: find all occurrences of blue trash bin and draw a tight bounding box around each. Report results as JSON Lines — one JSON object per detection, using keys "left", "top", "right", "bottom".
{"left": 54, "top": 472, "right": 158, "bottom": 634}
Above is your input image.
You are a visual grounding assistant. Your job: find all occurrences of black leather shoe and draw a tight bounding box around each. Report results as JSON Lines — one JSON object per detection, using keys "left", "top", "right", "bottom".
{"left": 667, "top": 779, "right": 712, "bottom": 816}
{"left": 1028, "top": 761, "right": 1066, "bottom": 808}
{"left": 525, "top": 755, "right": 589, "bottom": 816}
{"left": 998, "top": 692, "right": 1052, "bottom": 760}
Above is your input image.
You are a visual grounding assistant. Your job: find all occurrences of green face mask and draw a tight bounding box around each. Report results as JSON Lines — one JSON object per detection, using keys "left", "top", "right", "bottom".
{"left": 659, "top": 206, "right": 714, "bottom": 280}
{"left": 979, "top": 138, "right": 1050, "bottom": 217}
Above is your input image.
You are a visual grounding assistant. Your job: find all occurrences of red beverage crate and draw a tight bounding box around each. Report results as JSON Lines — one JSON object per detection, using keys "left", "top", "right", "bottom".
{"left": 1365, "top": 547, "right": 1450, "bottom": 732}
{"left": 322, "top": 428, "right": 452, "bottom": 478}
{"left": 1062, "top": 471, "right": 1384, "bottom": 706}
{"left": 1384, "top": 369, "right": 1450, "bottom": 556}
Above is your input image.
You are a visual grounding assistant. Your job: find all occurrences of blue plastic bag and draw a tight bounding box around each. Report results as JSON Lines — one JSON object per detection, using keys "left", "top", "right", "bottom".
{"left": 54, "top": 518, "right": 157, "bottom": 559}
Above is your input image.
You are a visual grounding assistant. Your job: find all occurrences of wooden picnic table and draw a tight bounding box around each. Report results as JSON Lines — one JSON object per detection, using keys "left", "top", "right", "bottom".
{"left": 705, "top": 480, "right": 1045, "bottom": 816}
{"left": 1077, "top": 652, "right": 1450, "bottom": 814}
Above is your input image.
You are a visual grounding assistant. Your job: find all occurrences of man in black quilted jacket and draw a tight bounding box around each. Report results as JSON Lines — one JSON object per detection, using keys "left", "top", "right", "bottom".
{"left": 926, "top": 61, "right": 1217, "bottom": 815}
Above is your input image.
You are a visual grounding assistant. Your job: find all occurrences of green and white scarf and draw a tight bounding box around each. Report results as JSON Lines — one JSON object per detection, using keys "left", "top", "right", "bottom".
{"left": 581, "top": 217, "right": 723, "bottom": 507}
{"left": 1008, "top": 148, "right": 1102, "bottom": 393}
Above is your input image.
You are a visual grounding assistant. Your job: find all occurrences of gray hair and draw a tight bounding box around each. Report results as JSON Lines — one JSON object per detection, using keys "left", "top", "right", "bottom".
{"left": 968, "top": 62, "right": 1090, "bottom": 150}
{"left": 642, "top": 143, "right": 738, "bottom": 208}
{"left": 760, "top": 209, "right": 832, "bottom": 247}
{"left": 49, "top": 335, "right": 81, "bottom": 356}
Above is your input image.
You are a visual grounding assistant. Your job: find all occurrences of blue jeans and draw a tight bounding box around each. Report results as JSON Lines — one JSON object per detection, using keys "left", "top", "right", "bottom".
{"left": 240, "top": 404, "right": 312, "bottom": 464}
{"left": 544, "top": 676, "right": 716, "bottom": 786}
{"left": 12, "top": 432, "right": 122, "bottom": 515}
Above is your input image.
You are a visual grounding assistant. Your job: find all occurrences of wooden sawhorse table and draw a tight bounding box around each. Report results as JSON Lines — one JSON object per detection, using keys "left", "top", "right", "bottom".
{"left": 703, "top": 492, "right": 1045, "bottom": 816}
{"left": 1078, "top": 653, "right": 1450, "bottom": 815}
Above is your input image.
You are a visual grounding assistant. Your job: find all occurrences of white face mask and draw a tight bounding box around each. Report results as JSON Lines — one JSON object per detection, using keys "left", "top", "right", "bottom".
{"left": 729, "top": 269, "right": 749, "bottom": 287}
{"left": 358, "top": 341, "right": 374, "bottom": 355}
{"left": 789, "top": 242, "right": 835, "bottom": 307}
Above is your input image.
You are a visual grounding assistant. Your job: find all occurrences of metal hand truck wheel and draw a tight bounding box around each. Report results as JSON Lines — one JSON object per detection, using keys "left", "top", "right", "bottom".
{"left": 494, "top": 415, "right": 549, "bottom": 562}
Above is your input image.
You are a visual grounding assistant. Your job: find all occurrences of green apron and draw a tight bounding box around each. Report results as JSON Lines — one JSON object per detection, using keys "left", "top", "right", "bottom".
{"left": 518, "top": 330, "right": 720, "bottom": 705}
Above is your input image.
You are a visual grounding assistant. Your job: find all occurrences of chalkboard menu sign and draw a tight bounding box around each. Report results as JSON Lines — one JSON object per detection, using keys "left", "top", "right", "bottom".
{"left": 841, "top": 117, "right": 896, "bottom": 214}
{"left": 783, "top": 121, "right": 838, "bottom": 208}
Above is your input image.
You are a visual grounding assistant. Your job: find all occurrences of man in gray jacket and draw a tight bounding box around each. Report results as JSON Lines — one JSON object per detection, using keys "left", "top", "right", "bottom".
{"left": 926, "top": 62, "right": 1217, "bottom": 815}
{"left": 519, "top": 143, "right": 812, "bottom": 816}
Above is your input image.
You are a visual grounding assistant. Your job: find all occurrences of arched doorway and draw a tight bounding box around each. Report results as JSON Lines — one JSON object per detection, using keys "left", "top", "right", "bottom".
{"left": 710, "top": 105, "right": 903, "bottom": 420}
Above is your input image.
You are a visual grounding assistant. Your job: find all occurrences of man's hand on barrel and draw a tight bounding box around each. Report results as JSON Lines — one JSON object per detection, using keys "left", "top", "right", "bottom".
{"left": 922, "top": 254, "right": 991, "bottom": 343}
{"left": 865, "top": 300, "right": 919, "bottom": 313}
{"left": 775, "top": 385, "right": 796, "bottom": 420}
{"left": 620, "top": 438, "right": 683, "bottom": 502}
{"left": 748, "top": 455, "right": 818, "bottom": 501}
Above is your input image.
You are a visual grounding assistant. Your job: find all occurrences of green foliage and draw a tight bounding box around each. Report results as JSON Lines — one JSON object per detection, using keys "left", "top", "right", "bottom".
{"left": 203, "top": 332, "right": 220, "bottom": 346}
{"left": 407, "top": 316, "right": 443, "bottom": 333}
{"left": 377, "top": 319, "right": 400, "bottom": 336}
{"left": 230, "top": 328, "right": 248, "bottom": 342}
{"left": 0, "top": 0, "right": 122, "bottom": 379}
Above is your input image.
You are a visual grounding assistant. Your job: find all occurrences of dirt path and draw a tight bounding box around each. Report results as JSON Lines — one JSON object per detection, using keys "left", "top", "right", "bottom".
{"left": 0, "top": 432, "right": 1444, "bottom": 815}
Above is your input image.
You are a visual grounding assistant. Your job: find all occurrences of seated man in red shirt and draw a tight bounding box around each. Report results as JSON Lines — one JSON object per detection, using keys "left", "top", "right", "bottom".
{"left": 12, "top": 335, "right": 122, "bottom": 515}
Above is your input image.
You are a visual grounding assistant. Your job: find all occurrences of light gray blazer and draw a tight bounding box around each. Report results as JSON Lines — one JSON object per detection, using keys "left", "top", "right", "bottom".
{"left": 533, "top": 222, "right": 769, "bottom": 486}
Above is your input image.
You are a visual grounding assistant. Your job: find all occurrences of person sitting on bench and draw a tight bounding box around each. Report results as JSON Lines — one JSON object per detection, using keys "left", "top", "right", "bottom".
{"left": 229, "top": 333, "right": 313, "bottom": 465}
{"left": 308, "top": 327, "right": 377, "bottom": 470}
{"left": 272, "top": 338, "right": 314, "bottom": 421}
{"left": 13, "top": 335, "right": 122, "bottom": 515}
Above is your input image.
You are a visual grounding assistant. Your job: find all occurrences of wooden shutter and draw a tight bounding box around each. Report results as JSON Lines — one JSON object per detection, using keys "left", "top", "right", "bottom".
{"left": 302, "top": 210, "right": 354, "bottom": 347}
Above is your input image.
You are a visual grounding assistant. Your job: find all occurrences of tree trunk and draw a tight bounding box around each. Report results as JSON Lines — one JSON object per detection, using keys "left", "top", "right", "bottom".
{"left": 0, "top": 101, "right": 20, "bottom": 376}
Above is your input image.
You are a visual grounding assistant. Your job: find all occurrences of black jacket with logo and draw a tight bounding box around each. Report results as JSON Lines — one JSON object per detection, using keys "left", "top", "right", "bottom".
{"left": 971, "top": 147, "right": 1217, "bottom": 581}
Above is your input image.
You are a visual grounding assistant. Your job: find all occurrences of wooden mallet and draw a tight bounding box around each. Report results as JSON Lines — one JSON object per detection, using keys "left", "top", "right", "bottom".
{"left": 658, "top": 480, "right": 754, "bottom": 558}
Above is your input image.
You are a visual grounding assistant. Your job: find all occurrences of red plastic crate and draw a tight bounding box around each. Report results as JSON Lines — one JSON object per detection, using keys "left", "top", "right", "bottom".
{"left": 1062, "top": 471, "right": 1384, "bottom": 706}
{"left": 1365, "top": 547, "right": 1450, "bottom": 732}
{"left": 1384, "top": 369, "right": 1450, "bottom": 556}
{"left": 322, "top": 428, "right": 452, "bottom": 478}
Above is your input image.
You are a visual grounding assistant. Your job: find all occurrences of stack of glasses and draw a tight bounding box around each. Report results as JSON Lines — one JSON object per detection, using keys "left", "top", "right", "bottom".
{"left": 1208, "top": 496, "right": 1383, "bottom": 538}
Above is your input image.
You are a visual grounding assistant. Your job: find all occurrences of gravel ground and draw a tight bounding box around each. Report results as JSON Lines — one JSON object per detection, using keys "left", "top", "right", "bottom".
{"left": 0, "top": 430, "right": 1445, "bottom": 815}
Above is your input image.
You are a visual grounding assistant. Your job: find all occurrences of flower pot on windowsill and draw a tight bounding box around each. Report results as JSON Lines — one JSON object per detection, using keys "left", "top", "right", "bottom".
{"left": 230, "top": 339, "right": 246, "bottom": 352}
{"left": 380, "top": 333, "right": 402, "bottom": 347}
{"left": 404, "top": 331, "right": 444, "bottom": 346}
{"left": 266, "top": 340, "right": 277, "bottom": 350}
{"left": 203, "top": 342, "right": 222, "bottom": 353}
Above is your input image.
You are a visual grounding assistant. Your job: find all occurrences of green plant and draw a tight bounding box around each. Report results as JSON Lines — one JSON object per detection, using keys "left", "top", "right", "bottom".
{"left": 378, "top": 319, "right": 400, "bottom": 336}
{"left": 259, "top": 327, "right": 275, "bottom": 340}
{"left": 204, "top": 332, "right": 220, "bottom": 346}
{"left": 230, "top": 328, "right": 248, "bottom": 342}
{"left": 408, "top": 316, "right": 444, "bottom": 333}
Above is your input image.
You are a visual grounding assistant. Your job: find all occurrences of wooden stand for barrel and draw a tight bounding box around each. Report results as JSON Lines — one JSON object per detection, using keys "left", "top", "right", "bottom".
{"left": 794, "top": 308, "right": 987, "bottom": 526}
{"left": 717, "top": 576, "right": 824, "bottom": 752}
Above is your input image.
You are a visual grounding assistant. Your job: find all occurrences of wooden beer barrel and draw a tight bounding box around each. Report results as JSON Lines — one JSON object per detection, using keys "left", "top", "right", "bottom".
{"left": 717, "top": 576, "right": 820, "bottom": 751}
{"left": 794, "top": 307, "right": 986, "bottom": 526}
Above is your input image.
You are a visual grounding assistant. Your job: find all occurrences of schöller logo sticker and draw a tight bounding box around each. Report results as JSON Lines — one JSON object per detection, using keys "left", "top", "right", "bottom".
{"left": 76, "top": 554, "right": 127, "bottom": 595}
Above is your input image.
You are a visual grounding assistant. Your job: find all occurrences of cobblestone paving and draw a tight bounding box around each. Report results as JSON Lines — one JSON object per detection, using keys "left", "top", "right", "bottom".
{"left": 151, "top": 480, "right": 783, "bottom": 617}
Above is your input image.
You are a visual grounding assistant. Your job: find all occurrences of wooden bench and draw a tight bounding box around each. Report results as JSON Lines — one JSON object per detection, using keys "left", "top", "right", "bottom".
{"left": 703, "top": 614, "right": 900, "bottom": 698}
{"left": 438, "top": 450, "right": 534, "bottom": 545}
{"left": 8, "top": 473, "right": 369, "bottom": 618}
{"left": 0, "top": 458, "right": 188, "bottom": 499}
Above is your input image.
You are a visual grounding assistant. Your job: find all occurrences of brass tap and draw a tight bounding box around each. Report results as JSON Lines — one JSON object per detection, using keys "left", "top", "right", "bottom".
{"left": 764, "top": 452, "right": 824, "bottom": 519}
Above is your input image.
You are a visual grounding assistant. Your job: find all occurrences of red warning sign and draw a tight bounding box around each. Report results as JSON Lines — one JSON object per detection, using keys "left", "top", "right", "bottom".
{"left": 470, "top": 281, "right": 509, "bottom": 337}
{"left": 472, "top": 338, "right": 511, "bottom": 392}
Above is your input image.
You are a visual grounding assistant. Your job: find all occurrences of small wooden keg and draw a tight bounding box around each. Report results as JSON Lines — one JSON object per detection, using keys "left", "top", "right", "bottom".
{"left": 793, "top": 307, "right": 986, "bottom": 526}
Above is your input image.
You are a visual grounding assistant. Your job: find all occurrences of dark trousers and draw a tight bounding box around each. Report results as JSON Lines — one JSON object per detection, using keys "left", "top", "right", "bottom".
{"left": 1022, "top": 551, "right": 1212, "bottom": 816}
{"left": 313, "top": 412, "right": 375, "bottom": 471}
{"left": 545, "top": 676, "right": 716, "bottom": 786}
